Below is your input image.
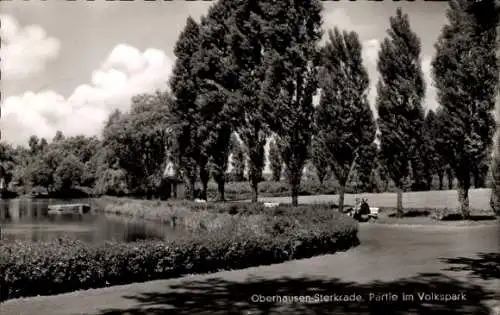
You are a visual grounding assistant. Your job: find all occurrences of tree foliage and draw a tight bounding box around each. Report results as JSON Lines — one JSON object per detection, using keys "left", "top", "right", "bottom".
{"left": 352, "top": 142, "right": 378, "bottom": 193}
{"left": 269, "top": 137, "right": 283, "bottom": 182}
{"left": 310, "top": 137, "right": 329, "bottom": 185}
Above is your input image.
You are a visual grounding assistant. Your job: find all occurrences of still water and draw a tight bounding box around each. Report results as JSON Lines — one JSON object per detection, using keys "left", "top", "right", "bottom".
{"left": 0, "top": 198, "right": 181, "bottom": 243}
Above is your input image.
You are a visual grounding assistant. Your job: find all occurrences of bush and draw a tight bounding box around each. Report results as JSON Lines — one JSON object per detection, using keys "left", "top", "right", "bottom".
{"left": 0, "top": 201, "right": 358, "bottom": 301}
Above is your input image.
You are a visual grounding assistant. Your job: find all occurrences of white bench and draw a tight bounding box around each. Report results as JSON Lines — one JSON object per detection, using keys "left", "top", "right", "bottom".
{"left": 369, "top": 207, "right": 379, "bottom": 218}
{"left": 263, "top": 202, "right": 280, "bottom": 208}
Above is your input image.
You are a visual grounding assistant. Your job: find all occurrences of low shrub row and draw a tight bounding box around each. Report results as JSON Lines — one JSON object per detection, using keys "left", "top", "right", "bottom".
{"left": 0, "top": 202, "right": 358, "bottom": 301}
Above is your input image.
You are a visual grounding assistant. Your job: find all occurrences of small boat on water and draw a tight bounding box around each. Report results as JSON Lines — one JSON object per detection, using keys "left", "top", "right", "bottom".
{"left": 47, "top": 203, "right": 91, "bottom": 215}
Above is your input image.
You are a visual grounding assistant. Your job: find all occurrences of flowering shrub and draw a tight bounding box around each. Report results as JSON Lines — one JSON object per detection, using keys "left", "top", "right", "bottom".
{"left": 0, "top": 201, "right": 358, "bottom": 301}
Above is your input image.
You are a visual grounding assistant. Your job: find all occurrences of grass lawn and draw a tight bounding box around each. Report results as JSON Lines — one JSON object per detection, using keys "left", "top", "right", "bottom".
{"left": 258, "top": 188, "right": 492, "bottom": 210}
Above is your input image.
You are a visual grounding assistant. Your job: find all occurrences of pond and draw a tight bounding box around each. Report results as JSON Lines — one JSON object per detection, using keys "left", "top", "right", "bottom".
{"left": 0, "top": 198, "right": 182, "bottom": 243}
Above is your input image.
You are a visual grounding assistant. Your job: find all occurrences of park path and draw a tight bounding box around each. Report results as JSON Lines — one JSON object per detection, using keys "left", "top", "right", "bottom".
{"left": 259, "top": 188, "right": 492, "bottom": 210}
{"left": 1, "top": 222, "right": 499, "bottom": 315}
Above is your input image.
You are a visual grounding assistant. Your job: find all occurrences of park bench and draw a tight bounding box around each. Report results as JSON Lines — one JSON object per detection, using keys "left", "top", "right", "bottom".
{"left": 369, "top": 207, "right": 379, "bottom": 219}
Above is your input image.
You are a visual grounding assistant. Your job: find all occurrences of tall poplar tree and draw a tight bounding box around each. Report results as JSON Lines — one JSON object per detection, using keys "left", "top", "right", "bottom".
{"left": 225, "top": 1, "right": 271, "bottom": 203}
{"left": 193, "top": 1, "right": 236, "bottom": 201}
{"left": 376, "top": 8, "right": 426, "bottom": 216}
{"left": 170, "top": 17, "right": 202, "bottom": 200}
{"left": 315, "top": 28, "right": 376, "bottom": 211}
{"left": 433, "top": 0, "right": 499, "bottom": 218}
{"left": 263, "top": 0, "right": 323, "bottom": 206}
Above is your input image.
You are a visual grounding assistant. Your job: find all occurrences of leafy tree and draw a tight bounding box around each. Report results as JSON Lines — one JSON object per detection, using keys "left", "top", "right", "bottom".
{"left": 38, "top": 138, "right": 48, "bottom": 152}
{"left": 314, "top": 28, "right": 376, "bottom": 210}
{"left": 230, "top": 134, "right": 246, "bottom": 182}
{"left": 0, "top": 143, "right": 17, "bottom": 189}
{"left": 53, "top": 154, "right": 85, "bottom": 193}
{"left": 263, "top": 0, "right": 323, "bottom": 206}
{"left": 94, "top": 168, "right": 129, "bottom": 196}
{"left": 376, "top": 8, "right": 426, "bottom": 216}
{"left": 28, "top": 135, "right": 39, "bottom": 155}
{"left": 432, "top": 0, "right": 499, "bottom": 218}
{"left": 170, "top": 16, "right": 202, "bottom": 200}
{"left": 53, "top": 130, "right": 64, "bottom": 142}
{"left": 269, "top": 137, "right": 283, "bottom": 182}
{"left": 103, "top": 92, "right": 172, "bottom": 196}
{"left": 27, "top": 145, "right": 65, "bottom": 191}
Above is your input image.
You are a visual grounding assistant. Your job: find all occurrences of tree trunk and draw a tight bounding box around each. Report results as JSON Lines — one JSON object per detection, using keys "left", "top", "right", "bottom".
{"left": 166, "top": 181, "right": 172, "bottom": 199}
{"left": 185, "top": 178, "right": 196, "bottom": 201}
{"left": 172, "top": 182, "right": 177, "bottom": 198}
{"left": 251, "top": 179, "right": 259, "bottom": 203}
{"left": 438, "top": 172, "right": 444, "bottom": 190}
{"left": 446, "top": 168, "right": 453, "bottom": 190}
{"left": 338, "top": 184, "right": 346, "bottom": 212}
{"left": 458, "top": 180, "right": 471, "bottom": 220}
{"left": 200, "top": 167, "right": 209, "bottom": 201}
{"left": 396, "top": 187, "right": 403, "bottom": 217}
{"left": 291, "top": 185, "right": 299, "bottom": 207}
{"left": 201, "top": 180, "right": 208, "bottom": 200}
{"left": 473, "top": 173, "right": 486, "bottom": 189}
{"left": 217, "top": 179, "right": 225, "bottom": 202}
{"left": 426, "top": 176, "right": 433, "bottom": 191}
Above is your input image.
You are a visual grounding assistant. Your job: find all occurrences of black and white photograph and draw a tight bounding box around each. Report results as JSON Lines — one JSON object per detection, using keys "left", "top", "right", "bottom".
{"left": 0, "top": 0, "right": 499, "bottom": 314}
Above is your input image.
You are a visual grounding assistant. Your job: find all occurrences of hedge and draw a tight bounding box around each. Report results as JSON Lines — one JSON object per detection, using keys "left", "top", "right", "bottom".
{"left": 0, "top": 202, "right": 358, "bottom": 301}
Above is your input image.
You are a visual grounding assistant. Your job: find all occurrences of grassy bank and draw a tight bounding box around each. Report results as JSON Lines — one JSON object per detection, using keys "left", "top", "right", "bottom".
{"left": 0, "top": 198, "right": 358, "bottom": 301}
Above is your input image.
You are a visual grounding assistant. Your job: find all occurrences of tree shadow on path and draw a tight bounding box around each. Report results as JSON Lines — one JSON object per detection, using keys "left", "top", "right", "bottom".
{"left": 98, "top": 272, "right": 498, "bottom": 315}
{"left": 440, "top": 252, "right": 500, "bottom": 281}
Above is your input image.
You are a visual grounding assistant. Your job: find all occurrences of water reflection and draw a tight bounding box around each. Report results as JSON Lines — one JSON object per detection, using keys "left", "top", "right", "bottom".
{"left": 0, "top": 198, "right": 180, "bottom": 243}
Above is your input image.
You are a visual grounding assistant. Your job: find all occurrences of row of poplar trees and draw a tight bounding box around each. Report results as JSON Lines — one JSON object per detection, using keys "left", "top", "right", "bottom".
{"left": 169, "top": 0, "right": 499, "bottom": 218}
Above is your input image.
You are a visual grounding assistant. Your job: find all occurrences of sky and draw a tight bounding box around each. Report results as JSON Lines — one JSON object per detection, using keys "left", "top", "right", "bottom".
{"left": 0, "top": 0, "right": 449, "bottom": 147}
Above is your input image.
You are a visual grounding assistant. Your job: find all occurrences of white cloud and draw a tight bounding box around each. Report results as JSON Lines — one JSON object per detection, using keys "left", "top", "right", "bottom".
{"left": 322, "top": 8, "right": 371, "bottom": 39}
{"left": 0, "top": 14, "right": 61, "bottom": 80}
{"left": 1, "top": 44, "right": 173, "bottom": 145}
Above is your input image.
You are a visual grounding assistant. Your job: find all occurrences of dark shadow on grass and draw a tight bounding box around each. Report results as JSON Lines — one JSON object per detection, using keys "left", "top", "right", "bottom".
{"left": 387, "top": 209, "right": 431, "bottom": 218}
{"left": 441, "top": 252, "right": 500, "bottom": 280}
{"left": 97, "top": 273, "right": 497, "bottom": 315}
